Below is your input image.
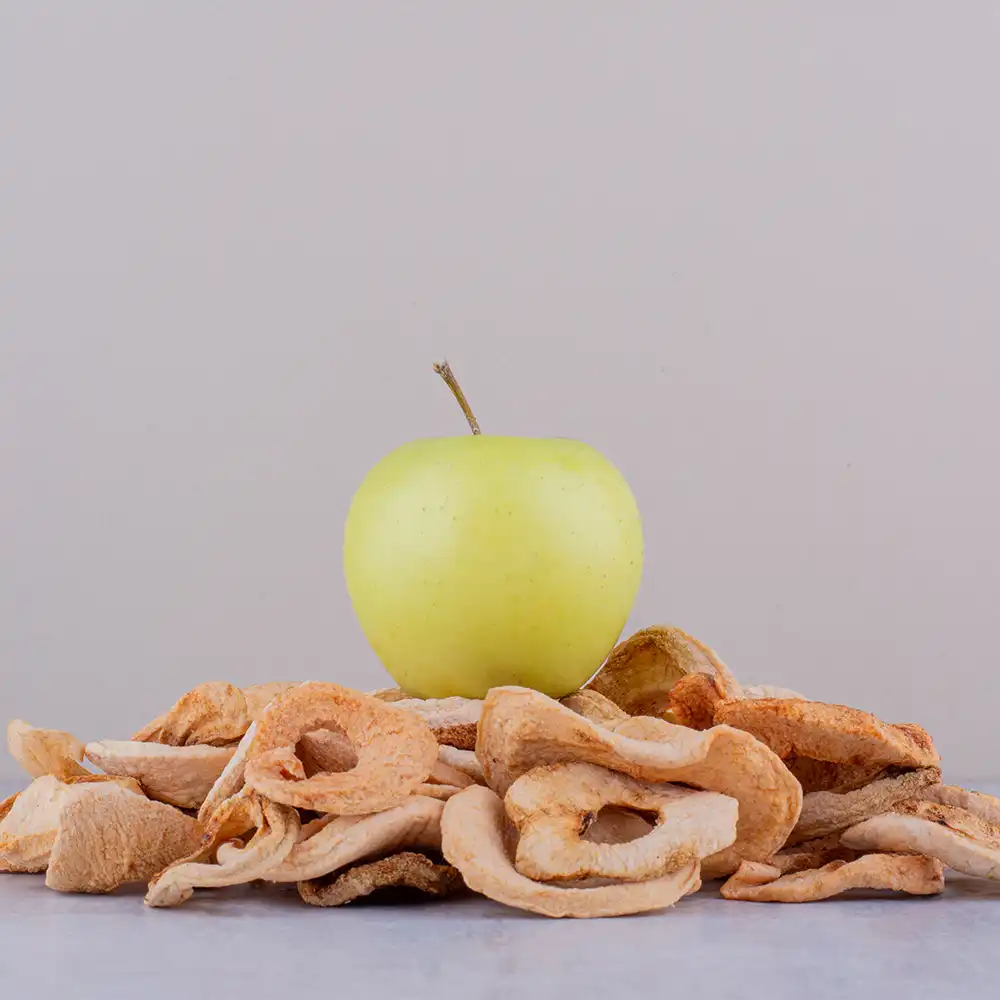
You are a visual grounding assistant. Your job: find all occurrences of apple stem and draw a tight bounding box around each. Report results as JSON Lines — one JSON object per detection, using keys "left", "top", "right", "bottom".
{"left": 433, "top": 361, "right": 482, "bottom": 435}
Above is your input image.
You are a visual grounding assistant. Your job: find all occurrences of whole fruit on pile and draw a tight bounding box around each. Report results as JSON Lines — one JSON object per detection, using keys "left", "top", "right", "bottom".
{"left": 344, "top": 363, "right": 643, "bottom": 699}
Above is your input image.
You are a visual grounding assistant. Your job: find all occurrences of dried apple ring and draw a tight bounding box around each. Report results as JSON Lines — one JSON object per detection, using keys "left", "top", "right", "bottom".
{"left": 441, "top": 785, "right": 702, "bottom": 918}
{"left": 477, "top": 687, "right": 801, "bottom": 878}
{"left": 243, "top": 682, "right": 438, "bottom": 814}
{"left": 505, "top": 762, "right": 738, "bottom": 883}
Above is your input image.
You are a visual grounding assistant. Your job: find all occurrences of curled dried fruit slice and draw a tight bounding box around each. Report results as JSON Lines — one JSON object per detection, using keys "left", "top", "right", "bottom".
{"left": 297, "top": 852, "right": 464, "bottom": 907}
{"left": 145, "top": 793, "right": 300, "bottom": 907}
{"left": 841, "top": 800, "right": 1000, "bottom": 880}
{"left": 585, "top": 626, "right": 741, "bottom": 718}
{"left": 506, "top": 762, "right": 738, "bottom": 883}
{"left": 133, "top": 682, "right": 249, "bottom": 746}
{"left": 788, "top": 766, "right": 941, "bottom": 845}
{"left": 436, "top": 745, "right": 485, "bottom": 785}
{"left": 720, "top": 854, "right": 944, "bottom": 902}
{"left": 441, "top": 785, "right": 701, "bottom": 918}
{"left": 393, "top": 697, "right": 481, "bottom": 751}
{"left": 713, "top": 699, "right": 939, "bottom": 769}
{"left": 560, "top": 690, "right": 629, "bottom": 728}
{"left": 263, "top": 794, "right": 445, "bottom": 883}
{"left": 45, "top": 783, "right": 201, "bottom": 893}
{"left": 7, "top": 720, "right": 89, "bottom": 780}
{"left": 477, "top": 687, "right": 801, "bottom": 877}
{"left": 243, "top": 682, "right": 437, "bottom": 814}
{"left": 197, "top": 723, "right": 257, "bottom": 827}
{"left": 85, "top": 740, "right": 236, "bottom": 810}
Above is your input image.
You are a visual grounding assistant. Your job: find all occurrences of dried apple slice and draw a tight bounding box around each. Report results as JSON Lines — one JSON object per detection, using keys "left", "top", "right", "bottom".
{"left": 262, "top": 794, "right": 445, "bottom": 883}
{"left": 145, "top": 792, "right": 300, "bottom": 907}
{"left": 841, "top": 800, "right": 1000, "bottom": 880}
{"left": 133, "top": 681, "right": 249, "bottom": 746}
{"left": 477, "top": 687, "right": 800, "bottom": 878}
{"left": 45, "top": 783, "right": 201, "bottom": 893}
{"left": 297, "top": 852, "right": 463, "bottom": 907}
{"left": 585, "top": 626, "right": 742, "bottom": 718}
{"left": 85, "top": 740, "right": 236, "bottom": 810}
{"left": 243, "top": 682, "right": 437, "bottom": 814}
{"left": 788, "top": 766, "right": 942, "bottom": 845}
{"left": 506, "top": 762, "right": 737, "bottom": 882}
{"left": 720, "top": 854, "right": 944, "bottom": 902}
{"left": 713, "top": 699, "right": 939, "bottom": 769}
{"left": 441, "top": 786, "right": 701, "bottom": 918}
{"left": 7, "top": 720, "right": 89, "bottom": 780}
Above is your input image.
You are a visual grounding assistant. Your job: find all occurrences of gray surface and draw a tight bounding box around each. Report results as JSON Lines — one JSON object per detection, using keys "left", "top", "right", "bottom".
{"left": 2, "top": 781, "right": 998, "bottom": 1000}
{"left": 3, "top": 3, "right": 1000, "bottom": 780}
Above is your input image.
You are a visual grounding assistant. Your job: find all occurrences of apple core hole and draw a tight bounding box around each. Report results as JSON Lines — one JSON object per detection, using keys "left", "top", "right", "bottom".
{"left": 580, "top": 806, "right": 657, "bottom": 844}
{"left": 296, "top": 723, "right": 358, "bottom": 777}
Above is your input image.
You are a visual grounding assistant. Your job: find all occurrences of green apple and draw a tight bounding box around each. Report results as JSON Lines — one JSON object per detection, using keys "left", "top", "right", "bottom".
{"left": 344, "top": 415, "right": 643, "bottom": 699}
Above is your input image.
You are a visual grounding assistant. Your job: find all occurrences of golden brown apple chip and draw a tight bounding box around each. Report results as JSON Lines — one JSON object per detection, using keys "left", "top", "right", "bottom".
{"left": 133, "top": 681, "right": 249, "bottom": 746}
{"left": 7, "top": 720, "right": 89, "bottom": 780}
{"left": 145, "top": 792, "right": 300, "bottom": 907}
{"left": 297, "top": 852, "right": 464, "bottom": 907}
{"left": 477, "top": 687, "right": 800, "bottom": 877}
{"left": 713, "top": 699, "right": 939, "bottom": 769}
{"left": 436, "top": 745, "right": 485, "bottom": 785}
{"left": 585, "top": 625, "right": 742, "bottom": 718}
{"left": 45, "top": 783, "right": 201, "bottom": 893}
{"left": 393, "top": 697, "right": 481, "bottom": 751}
{"left": 560, "top": 690, "right": 630, "bottom": 728}
{"left": 243, "top": 682, "right": 438, "bottom": 814}
{"left": 441, "top": 786, "right": 701, "bottom": 918}
{"left": 720, "top": 854, "right": 944, "bottom": 902}
{"left": 0, "top": 775, "right": 143, "bottom": 873}
{"left": 505, "top": 762, "right": 738, "bottom": 883}
{"left": 85, "top": 740, "right": 236, "bottom": 810}
{"left": 788, "top": 766, "right": 942, "bottom": 845}
{"left": 666, "top": 673, "right": 727, "bottom": 731}
{"left": 263, "top": 794, "right": 446, "bottom": 883}
{"left": 841, "top": 800, "right": 1000, "bottom": 880}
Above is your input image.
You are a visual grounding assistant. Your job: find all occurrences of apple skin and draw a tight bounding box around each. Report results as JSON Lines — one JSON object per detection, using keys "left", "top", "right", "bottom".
{"left": 344, "top": 435, "right": 643, "bottom": 699}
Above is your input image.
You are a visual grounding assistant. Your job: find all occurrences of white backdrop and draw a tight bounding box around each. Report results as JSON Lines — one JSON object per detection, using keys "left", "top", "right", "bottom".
{"left": 2, "top": 3, "right": 998, "bottom": 778}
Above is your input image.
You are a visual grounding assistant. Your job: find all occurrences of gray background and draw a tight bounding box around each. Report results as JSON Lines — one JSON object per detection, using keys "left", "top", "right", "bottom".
{"left": 1, "top": 4, "right": 997, "bottom": 780}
